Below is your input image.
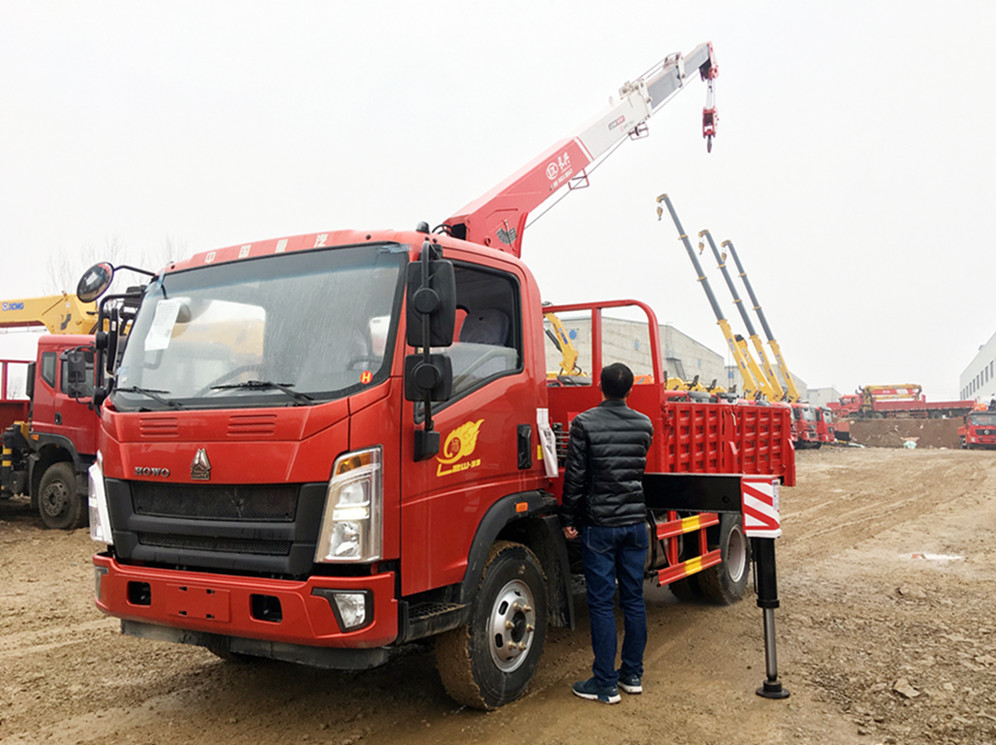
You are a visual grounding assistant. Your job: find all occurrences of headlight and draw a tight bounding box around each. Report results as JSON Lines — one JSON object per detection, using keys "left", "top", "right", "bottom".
{"left": 315, "top": 447, "right": 382, "bottom": 563}
{"left": 88, "top": 451, "right": 113, "bottom": 544}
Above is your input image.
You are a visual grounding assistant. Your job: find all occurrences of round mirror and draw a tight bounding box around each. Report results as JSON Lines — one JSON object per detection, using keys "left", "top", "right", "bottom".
{"left": 77, "top": 262, "right": 115, "bottom": 302}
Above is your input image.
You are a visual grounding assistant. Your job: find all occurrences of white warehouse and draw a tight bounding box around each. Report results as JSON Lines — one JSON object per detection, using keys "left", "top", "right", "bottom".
{"left": 960, "top": 331, "right": 996, "bottom": 405}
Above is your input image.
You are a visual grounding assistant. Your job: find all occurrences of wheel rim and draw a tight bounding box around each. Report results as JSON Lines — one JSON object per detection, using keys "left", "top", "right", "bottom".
{"left": 726, "top": 525, "right": 747, "bottom": 583}
{"left": 487, "top": 579, "right": 536, "bottom": 673}
{"left": 41, "top": 480, "right": 69, "bottom": 519}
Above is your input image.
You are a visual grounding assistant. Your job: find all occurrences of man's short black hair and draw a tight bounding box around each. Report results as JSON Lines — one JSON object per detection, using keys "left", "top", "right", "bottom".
{"left": 601, "top": 362, "right": 634, "bottom": 399}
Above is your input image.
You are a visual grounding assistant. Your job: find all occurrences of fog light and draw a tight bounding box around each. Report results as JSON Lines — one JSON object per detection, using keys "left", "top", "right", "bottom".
{"left": 333, "top": 592, "right": 368, "bottom": 630}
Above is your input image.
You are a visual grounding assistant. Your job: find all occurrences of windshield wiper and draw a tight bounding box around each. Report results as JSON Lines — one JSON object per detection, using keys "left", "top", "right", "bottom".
{"left": 116, "top": 386, "right": 182, "bottom": 409}
{"left": 210, "top": 380, "right": 314, "bottom": 405}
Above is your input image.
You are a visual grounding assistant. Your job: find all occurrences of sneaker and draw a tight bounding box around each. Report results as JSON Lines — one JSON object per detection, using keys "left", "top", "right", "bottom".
{"left": 572, "top": 677, "right": 621, "bottom": 704}
{"left": 617, "top": 671, "right": 642, "bottom": 694}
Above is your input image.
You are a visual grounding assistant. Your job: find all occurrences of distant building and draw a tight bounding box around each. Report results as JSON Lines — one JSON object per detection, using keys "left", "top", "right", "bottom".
{"left": 806, "top": 386, "right": 842, "bottom": 408}
{"left": 960, "top": 331, "right": 996, "bottom": 403}
{"left": 544, "top": 315, "right": 726, "bottom": 389}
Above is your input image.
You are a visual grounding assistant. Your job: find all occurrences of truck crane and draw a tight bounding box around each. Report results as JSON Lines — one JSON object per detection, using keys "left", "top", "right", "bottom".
{"left": 1, "top": 293, "right": 98, "bottom": 528}
{"left": 656, "top": 194, "right": 768, "bottom": 400}
{"left": 722, "top": 239, "right": 800, "bottom": 402}
{"left": 721, "top": 238, "right": 824, "bottom": 445}
{"left": 443, "top": 43, "right": 719, "bottom": 257}
{"left": 79, "top": 43, "right": 794, "bottom": 712}
{"left": 699, "top": 230, "right": 784, "bottom": 400}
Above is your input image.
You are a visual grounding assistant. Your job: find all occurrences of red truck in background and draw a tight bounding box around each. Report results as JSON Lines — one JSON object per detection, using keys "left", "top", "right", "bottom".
{"left": 814, "top": 406, "right": 835, "bottom": 445}
{"left": 1, "top": 293, "right": 100, "bottom": 528}
{"left": 78, "top": 44, "right": 796, "bottom": 710}
{"left": 829, "top": 385, "right": 975, "bottom": 420}
{"left": 789, "top": 402, "right": 820, "bottom": 448}
{"left": 959, "top": 408, "right": 996, "bottom": 449}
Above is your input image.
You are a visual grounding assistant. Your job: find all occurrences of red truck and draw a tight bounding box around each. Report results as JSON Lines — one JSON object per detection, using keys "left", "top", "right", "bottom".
{"left": 789, "top": 402, "right": 820, "bottom": 448}
{"left": 1, "top": 294, "right": 100, "bottom": 528}
{"left": 814, "top": 406, "right": 835, "bottom": 445}
{"left": 959, "top": 409, "right": 996, "bottom": 449}
{"left": 79, "top": 44, "right": 795, "bottom": 709}
{"left": 829, "top": 386, "right": 975, "bottom": 420}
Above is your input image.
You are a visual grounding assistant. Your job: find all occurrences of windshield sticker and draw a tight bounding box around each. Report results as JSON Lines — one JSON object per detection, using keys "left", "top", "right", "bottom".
{"left": 144, "top": 298, "right": 185, "bottom": 351}
{"left": 360, "top": 370, "right": 373, "bottom": 385}
{"left": 436, "top": 419, "right": 483, "bottom": 477}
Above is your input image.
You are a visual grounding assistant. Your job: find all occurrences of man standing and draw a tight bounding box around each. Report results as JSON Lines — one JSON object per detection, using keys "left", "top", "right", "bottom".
{"left": 561, "top": 362, "right": 654, "bottom": 704}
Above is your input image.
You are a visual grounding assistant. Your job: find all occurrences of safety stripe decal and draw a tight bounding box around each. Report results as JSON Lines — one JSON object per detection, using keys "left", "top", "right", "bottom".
{"left": 742, "top": 477, "right": 781, "bottom": 538}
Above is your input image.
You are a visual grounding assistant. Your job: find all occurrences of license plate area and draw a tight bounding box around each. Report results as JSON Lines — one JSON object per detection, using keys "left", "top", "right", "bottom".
{"left": 165, "top": 583, "right": 231, "bottom": 622}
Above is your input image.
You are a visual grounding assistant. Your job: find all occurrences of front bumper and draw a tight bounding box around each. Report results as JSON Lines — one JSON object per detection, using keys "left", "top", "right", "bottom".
{"left": 93, "top": 552, "right": 398, "bottom": 650}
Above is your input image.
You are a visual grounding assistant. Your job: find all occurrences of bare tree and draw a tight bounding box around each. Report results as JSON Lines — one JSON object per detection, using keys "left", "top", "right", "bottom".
{"left": 46, "top": 238, "right": 127, "bottom": 295}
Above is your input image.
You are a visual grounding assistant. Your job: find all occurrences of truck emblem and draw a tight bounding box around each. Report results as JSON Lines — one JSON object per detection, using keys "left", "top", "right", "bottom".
{"left": 191, "top": 449, "right": 211, "bottom": 480}
{"left": 436, "top": 420, "right": 484, "bottom": 477}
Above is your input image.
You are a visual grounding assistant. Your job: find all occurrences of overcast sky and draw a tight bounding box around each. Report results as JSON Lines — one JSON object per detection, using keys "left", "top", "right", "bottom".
{"left": 3, "top": 1, "right": 994, "bottom": 400}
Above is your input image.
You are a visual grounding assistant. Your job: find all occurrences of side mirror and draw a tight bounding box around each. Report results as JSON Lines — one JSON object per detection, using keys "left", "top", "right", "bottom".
{"left": 77, "top": 262, "right": 115, "bottom": 303}
{"left": 405, "top": 247, "right": 456, "bottom": 348}
{"left": 405, "top": 242, "right": 457, "bottom": 460}
{"left": 61, "top": 349, "right": 92, "bottom": 400}
{"left": 404, "top": 354, "right": 453, "bottom": 402}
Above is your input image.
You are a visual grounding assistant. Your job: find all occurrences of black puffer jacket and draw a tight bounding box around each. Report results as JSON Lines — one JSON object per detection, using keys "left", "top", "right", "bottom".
{"left": 560, "top": 399, "right": 654, "bottom": 528}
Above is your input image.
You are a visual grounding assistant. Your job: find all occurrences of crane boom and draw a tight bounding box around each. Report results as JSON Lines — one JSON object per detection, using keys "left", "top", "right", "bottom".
{"left": 722, "top": 239, "right": 800, "bottom": 402}
{"left": 444, "top": 43, "right": 718, "bottom": 257}
{"left": 0, "top": 293, "right": 97, "bottom": 335}
{"left": 699, "top": 230, "right": 784, "bottom": 400}
{"left": 657, "top": 194, "right": 759, "bottom": 399}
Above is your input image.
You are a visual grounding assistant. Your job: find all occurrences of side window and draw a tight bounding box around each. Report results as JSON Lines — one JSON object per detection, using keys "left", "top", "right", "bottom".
{"left": 61, "top": 351, "right": 95, "bottom": 397}
{"left": 442, "top": 264, "right": 522, "bottom": 400}
{"left": 40, "top": 352, "right": 57, "bottom": 388}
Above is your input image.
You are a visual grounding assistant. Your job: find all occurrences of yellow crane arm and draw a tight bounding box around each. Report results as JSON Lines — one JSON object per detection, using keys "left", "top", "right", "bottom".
{"left": 0, "top": 293, "right": 97, "bottom": 335}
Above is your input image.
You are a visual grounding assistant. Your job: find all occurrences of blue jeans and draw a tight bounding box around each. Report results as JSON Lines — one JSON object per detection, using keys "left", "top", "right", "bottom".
{"left": 581, "top": 522, "right": 648, "bottom": 687}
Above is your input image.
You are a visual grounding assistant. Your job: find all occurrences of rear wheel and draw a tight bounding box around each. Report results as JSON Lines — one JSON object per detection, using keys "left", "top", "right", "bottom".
{"left": 38, "top": 462, "right": 86, "bottom": 530}
{"left": 697, "top": 514, "right": 750, "bottom": 605}
{"left": 435, "top": 541, "right": 547, "bottom": 710}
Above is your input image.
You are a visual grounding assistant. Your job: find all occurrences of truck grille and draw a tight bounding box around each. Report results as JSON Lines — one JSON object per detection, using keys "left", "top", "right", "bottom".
{"left": 105, "top": 479, "right": 328, "bottom": 577}
{"left": 131, "top": 483, "right": 298, "bottom": 521}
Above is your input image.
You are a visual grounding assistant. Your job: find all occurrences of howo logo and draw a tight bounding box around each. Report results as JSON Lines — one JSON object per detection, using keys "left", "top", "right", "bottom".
{"left": 134, "top": 466, "right": 171, "bottom": 477}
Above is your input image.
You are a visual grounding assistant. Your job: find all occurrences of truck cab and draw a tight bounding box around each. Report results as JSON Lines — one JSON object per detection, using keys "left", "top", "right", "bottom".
{"left": 1, "top": 334, "right": 96, "bottom": 528}
{"left": 959, "top": 410, "right": 996, "bottom": 449}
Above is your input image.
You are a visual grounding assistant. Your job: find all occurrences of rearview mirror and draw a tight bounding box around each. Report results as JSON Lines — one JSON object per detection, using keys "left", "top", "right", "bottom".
{"left": 77, "top": 262, "right": 115, "bottom": 302}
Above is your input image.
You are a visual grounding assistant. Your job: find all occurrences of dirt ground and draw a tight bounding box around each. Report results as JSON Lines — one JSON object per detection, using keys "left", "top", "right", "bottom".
{"left": 846, "top": 418, "right": 964, "bottom": 449}
{"left": 2, "top": 447, "right": 995, "bottom": 745}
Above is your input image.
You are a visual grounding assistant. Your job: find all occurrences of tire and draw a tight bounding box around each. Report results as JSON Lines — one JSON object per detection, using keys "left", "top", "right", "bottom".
{"left": 697, "top": 514, "right": 750, "bottom": 605}
{"left": 38, "top": 462, "right": 86, "bottom": 530}
{"left": 435, "top": 541, "right": 547, "bottom": 710}
{"left": 668, "top": 574, "right": 702, "bottom": 602}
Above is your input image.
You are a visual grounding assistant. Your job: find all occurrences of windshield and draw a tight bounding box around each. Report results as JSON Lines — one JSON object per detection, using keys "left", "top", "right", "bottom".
{"left": 970, "top": 412, "right": 996, "bottom": 426}
{"left": 112, "top": 244, "right": 407, "bottom": 410}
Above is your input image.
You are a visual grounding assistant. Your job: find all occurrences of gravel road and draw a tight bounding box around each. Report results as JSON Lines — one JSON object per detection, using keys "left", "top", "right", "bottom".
{"left": 2, "top": 447, "right": 994, "bottom": 745}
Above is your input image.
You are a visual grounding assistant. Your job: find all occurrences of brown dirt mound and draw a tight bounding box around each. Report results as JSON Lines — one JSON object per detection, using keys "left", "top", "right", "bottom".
{"left": 846, "top": 418, "right": 962, "bottom": 449}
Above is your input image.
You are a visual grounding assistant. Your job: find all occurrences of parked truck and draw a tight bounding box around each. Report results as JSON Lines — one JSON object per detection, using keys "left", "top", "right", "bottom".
{"left": 0, "top": 293, "right": 99, "bottom": 528}
{"left": 79, "top": 44, "right": 796, "bottom": 709}
{"left": 829, "top": 385, "right": 976, "bottom": 420}
{"left": 959, "top": 408, "right": 996, "bottom": 449}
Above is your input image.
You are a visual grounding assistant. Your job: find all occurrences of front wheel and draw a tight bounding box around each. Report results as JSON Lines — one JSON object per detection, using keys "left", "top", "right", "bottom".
{"left": 38, "top": 462, "right": 86, "bottom": 530}
{"left": 435, "top": 541, "right": 547, "bottom": 710}
{"left": 697, "top": 514, "right": 750, "bottom": 605}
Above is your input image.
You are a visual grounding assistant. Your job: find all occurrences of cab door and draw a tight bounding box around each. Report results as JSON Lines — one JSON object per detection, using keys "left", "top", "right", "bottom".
{"left": 399, "top": 261, "right": 544, "bottom": 596}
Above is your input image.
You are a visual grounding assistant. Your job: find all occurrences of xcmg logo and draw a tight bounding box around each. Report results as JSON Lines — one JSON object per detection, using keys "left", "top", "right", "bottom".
{"left": 2, "top": 302, "right": 25, "bottom": 311}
